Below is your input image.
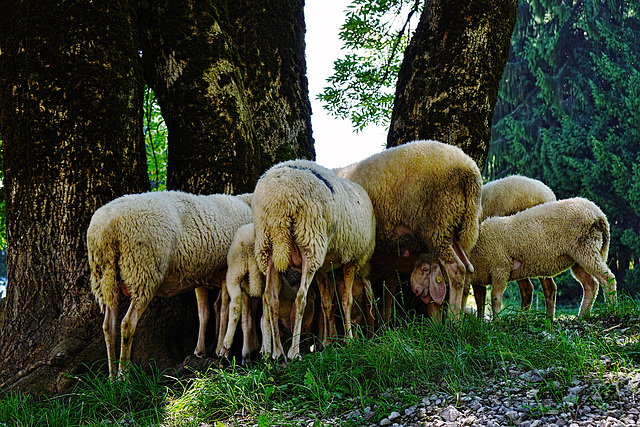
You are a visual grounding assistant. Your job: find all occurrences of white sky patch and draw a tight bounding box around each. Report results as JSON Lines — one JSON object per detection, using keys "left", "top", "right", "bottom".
{"left": 304, "top": 0, "right": 387, "bottom": 169}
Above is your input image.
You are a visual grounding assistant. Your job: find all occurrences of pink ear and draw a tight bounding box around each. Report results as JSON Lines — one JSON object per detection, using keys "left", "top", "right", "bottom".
{"left": 429, "top": 268, "right": 447, "bottom": 304}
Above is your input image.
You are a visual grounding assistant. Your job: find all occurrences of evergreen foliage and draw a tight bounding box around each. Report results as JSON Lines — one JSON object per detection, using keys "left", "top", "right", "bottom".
{"left": 488, "top": 0, "right": 640, "bottom": 298}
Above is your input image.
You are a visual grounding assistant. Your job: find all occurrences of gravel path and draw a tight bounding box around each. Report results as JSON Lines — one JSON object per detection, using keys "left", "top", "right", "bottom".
{"left": 291, "top": 360, "right": 640, "bottom": 427}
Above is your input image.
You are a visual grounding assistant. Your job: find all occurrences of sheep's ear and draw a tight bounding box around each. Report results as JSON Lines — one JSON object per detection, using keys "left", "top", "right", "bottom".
{"left": 429, "top": 264, "right": 447, "bottom": 305}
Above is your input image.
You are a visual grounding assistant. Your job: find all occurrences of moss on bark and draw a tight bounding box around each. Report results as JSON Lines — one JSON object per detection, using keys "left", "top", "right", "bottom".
{"left": 388, "top": 0, "right": 518, "bottom": 167}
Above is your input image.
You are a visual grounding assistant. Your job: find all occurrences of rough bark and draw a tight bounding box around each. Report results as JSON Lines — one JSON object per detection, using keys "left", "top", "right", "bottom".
{"left": 387, "top": 0, "right": 518, "bottom": 167}
{"left": 227, "top": 0, "right": 315, "bottom": 170}
{"left": 0, "top": 0, "right": 149, "bottom": 393}
{"left": 138, "top": 0, "right": 261, "bottom": 194}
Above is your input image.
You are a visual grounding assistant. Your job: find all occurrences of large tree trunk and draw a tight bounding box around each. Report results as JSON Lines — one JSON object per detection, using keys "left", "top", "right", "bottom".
{"left": 387, "top": 0, "right": 517, "bottom": 166}
{"left": 138, "top": 0, "right": 261, "bottom": 195}
{"left": 0, "top": 0, "right": 149, "bottom": 393}
{"left": 138, "top": 0, "right": 315, "bottom": 196}
{"left": 227, "top": 0, "right": 315, "bottom": 168}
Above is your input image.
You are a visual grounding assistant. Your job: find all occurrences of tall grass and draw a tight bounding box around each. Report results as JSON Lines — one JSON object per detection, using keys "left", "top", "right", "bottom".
{"left": 1, "top": 297, "right": 638, "bottom": 426}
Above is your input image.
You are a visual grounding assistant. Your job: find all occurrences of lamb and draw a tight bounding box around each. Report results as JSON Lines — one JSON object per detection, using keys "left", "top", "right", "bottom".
{"left": 253, "top": 159, "right": 376, "bottom": 360}
{"left": 334, "top": 140, "right": 482, "bottom": 317}
{"left": 87, "top": 190, "right": 252, "bottom": 378}
{"left": 474, "top": 175, "right": 558, "bottom": 317}
{"left": 468, "top": 197, "right": 617, "bottom": 318}
{"left": 218, "top": 223, "right": 316, "bottom": 363}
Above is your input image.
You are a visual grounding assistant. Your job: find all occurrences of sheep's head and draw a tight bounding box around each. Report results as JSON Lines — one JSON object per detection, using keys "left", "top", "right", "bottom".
{"left": 410, "top": 256, "right": 448, "bottom": 305}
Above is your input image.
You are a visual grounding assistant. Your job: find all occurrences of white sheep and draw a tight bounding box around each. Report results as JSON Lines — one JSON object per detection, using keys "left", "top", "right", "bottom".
{"left": 474, "top": 175, "right": 558, "bottom": 317}
{"left": 253, "top": 159, "right": 375, "bottom": 360}
{"left": 334, "top": 140, "right": 482, "bottom": 317}
{"left": 468, "top": 197, "right": 617, "bottom": 318}
{"left": 87, "top": 190, "right": 252, "bottom": 378}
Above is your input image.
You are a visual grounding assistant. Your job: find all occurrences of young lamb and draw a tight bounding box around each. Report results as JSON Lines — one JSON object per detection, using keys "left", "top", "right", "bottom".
{"left": 253, "top": 159, "right": 376, "bottom": 360}
{"left": 87, "top": 190, "right": 252, "bottom": 378}
{"left": 468, "top": 197, "right": 617, "bottom": 318}
{"left": 334, "top": 140, "right": 482, "bottom": 317}
{"left": 218, "top": 223, "right": 316, "bottom": 363}
{"left": 474, "top": 175, "right": 558, "bottom": 317}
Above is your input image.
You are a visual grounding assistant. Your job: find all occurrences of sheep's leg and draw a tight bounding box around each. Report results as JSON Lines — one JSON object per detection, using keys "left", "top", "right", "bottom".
{"left": 247, "top": 296, "right": 261, "bottom": 360}
{"left": 240, "top": 291, "right": 254, "bottom": 364}
{"left": 316, "top": 273, "right": 336, "bottom": 347}
{"left": 594, "top": 268, "right": 617, "bottom": 305}
{"left": 362, "top": 278, "right": 376, "bottom": 338}
{"left": 381, "top": 275, "right": 398, "bottom": 324}
{"left": 287, "top": 252, "right": 314, "bottom": 360}
{"left": 260, "top": 295, "right": 272, "bottom": 356}
{"left": 448, "top": 241, "right": 473, "bottom": 316}
{"left": 583, "top": 259, "right": 617, "bottom": 305}
{"left": 517, "top": 279, "right": 534, "bottom": 311}
{"left": 213, "top": 289, "right": 221, "bottom": 352}
{"left": 426, "top": 301, "right": 443, "bottom": 321}
{"left": 442, "top": 256, "right": 465, "bottom": 316}
{"left": 216, "top": 280, "right": 230, "bottom": 355}
{"left": 103, "top": 305, "right": 118, "bottom": 380}
{"left": 219, "top": 279, "right": 243, "bottom": 358}
{"left": 472, "top": 283, "right": 487, "bottom": 318}
{"left": 572, "top": 264, "right": 599, "bottom": 317}
{"left": 489, "top": 273, "right": 510, "bottom": 318}
{"left": 461, "top": 280, "right": 471, "bottom": 315}
{"left": 193, "top": 287, "right": 209, "bottom": 357}
{"left": 119, "top": 298, "right": 148, "bottom": 376}
{"left": 341, "top": 263, "right": 356, "bottom": 340}
{"left": 539, "top": 277, "right": 557, "bottom": 319}
{"left": 265, "top": 257, "right": 285, "bottom": 359}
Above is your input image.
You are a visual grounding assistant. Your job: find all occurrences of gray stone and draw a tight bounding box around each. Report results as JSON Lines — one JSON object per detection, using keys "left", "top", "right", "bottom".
{"left": 440, "top": 406, "right": 461, "bottom": 422}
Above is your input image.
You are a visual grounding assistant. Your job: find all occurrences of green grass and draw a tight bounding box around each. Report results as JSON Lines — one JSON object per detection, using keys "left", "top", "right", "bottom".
{"left": 1, "top": 296, "right": 639, "bottom": 427}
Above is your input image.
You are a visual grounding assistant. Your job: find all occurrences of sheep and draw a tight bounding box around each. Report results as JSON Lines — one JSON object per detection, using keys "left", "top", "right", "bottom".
{"left": 218, "top": 223, "right": 316, "bottom": 363}
{"left": 473, "top": 175, "right": 558, "bottom": 317}
{"left": 253, "top": 159, "right": 376, "bottom": 360}
{"left": 468, "top": 197, "right": 617, "bottom": 318}
{"left": 87, "top": 190, "right": 252, "bottom": 378}
{"left": 334, "top": 140, "right": 482, "bottom": 318}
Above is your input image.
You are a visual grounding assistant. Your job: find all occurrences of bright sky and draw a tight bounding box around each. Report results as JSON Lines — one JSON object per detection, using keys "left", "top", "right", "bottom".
{"left": 304, "top": 0, "right": 386, "bottom": 169}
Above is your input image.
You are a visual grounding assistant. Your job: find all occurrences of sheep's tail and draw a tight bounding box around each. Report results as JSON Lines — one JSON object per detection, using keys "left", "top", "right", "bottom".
{"left": 457, "top": 166, "right": 483, "bottom": 252}
{"left": 271, "top": 217, "right": 294, "bottom": 272}
{"left": 594, "top": 215, "right": 611, "bottom": 260}
{"left": 87, "top": 216, "right": 120, "bottom": 311}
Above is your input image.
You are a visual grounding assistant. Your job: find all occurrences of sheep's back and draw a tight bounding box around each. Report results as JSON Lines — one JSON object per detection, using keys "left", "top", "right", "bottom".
{"left": 88, "top": 191, "right": 251, "bottom": 307}
{"left": 253, "top": 161, "right": 339, "bottom": 272}
{"left": 481, "top": 175, "right": 556, "bottom": 222}
{"left": 170, "top": 193, "right": 252, "bottom": 283}
{"left": 335, "top": 140, "right": 481, "bottom": 256}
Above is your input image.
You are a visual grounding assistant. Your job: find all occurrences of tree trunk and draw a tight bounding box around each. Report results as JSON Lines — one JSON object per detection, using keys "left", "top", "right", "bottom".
{"left": 227, "top": 0, "right": 315, "bottom": 169}
{"left": 137, "top": 0, "right": 260, "bottom": 195}
{"left": 387, "top": 0, "right": 517, "bottom": 166}
{"left": 0, "top": 0, "right": 149, "bottom": 393}
{"left": 138, "top": 0, "right": 315, "bottom": 196}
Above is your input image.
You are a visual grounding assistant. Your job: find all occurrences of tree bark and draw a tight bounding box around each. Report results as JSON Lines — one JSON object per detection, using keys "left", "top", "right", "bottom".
{"left": 0, "top": 0, "right": 149, "bottom": 393}
{"left": 227, "top": 0, "right": 315, "bottom": 169}
{"left": 138, "top": 0, "right": 261, "bottom": 195}
{"left": 387, "top": 0, "right": 517, "bottom": 166}
{"left": 138, "top": 0, "right": 315, "bottom": 195}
